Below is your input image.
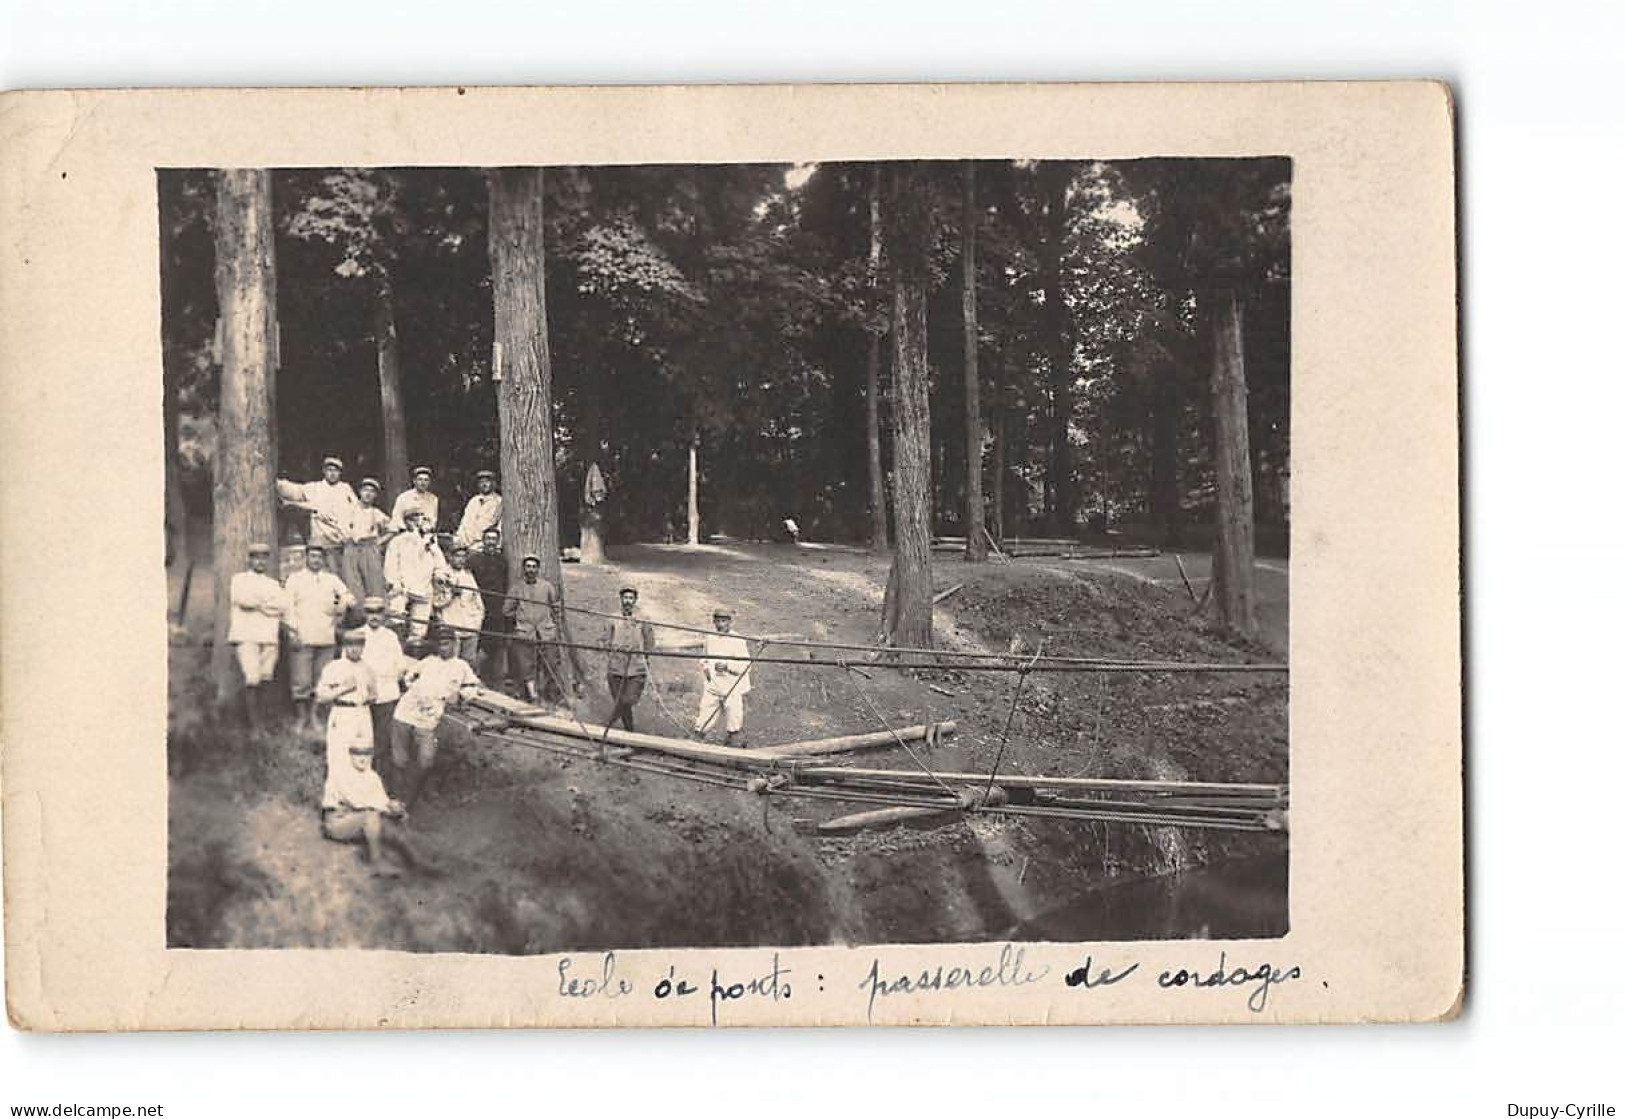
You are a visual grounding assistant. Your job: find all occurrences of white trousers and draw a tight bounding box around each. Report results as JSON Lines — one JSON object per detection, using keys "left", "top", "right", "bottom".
{"left": 234, "top": 642, "right": 280, "bottom": 687}
{"left": 694, "top": 688, "right": 745, "bottom": 734}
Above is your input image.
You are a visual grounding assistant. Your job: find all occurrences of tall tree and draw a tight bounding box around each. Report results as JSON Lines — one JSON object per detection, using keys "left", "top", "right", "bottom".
{"left": 1039, "top": 161, "right": 1074, "bottom": 537}
{"left": 961, "top": 162, "right": 988, "bottom": 561}
{"left": 866, "top": 165, "right": 890, "bottom": 552}
{"left": 1207, "top": 278, "right": 1256, "bottom": 636}
{"left": 879, "top": 163, "right": 935, "bottom": 647}
{"left": 210, "top": 170, "right": 280, "bottom": 702}
{"left": 488, "top": 168, "right": 578, "bottom": 676}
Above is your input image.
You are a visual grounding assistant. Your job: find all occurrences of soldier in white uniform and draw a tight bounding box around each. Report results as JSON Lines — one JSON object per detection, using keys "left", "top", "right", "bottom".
{"left": 283, "top": 544, "right": 356, "bottom": 733}
{"left": 384, "top": 508, "right": 448, "bottom": 641}
{"left": 390, "top": 464, "right": 441, "bottom": 534}
{"left": 692, "top": 607, "right": 753, "bottom": 747}
{"left": 436, "top": 544, "right": 486, "bottom": 664}
{"left": 453, "top": 469, "right": 503, "bottom": 549}
{"left": 278, "top": 456, "right": 360, "bottom": 574}
{"left": 227, "top": 542, "right": 288, "bottom": 726}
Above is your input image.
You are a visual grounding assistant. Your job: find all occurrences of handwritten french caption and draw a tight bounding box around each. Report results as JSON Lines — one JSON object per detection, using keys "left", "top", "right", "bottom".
{"left": 555, "top": 946, "right": 1303, "bottom": 1023}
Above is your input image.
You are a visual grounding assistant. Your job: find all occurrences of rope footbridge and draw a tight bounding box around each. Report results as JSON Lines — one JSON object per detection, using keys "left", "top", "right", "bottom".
{"left": 446, "top": 690, "right": 1288, "bottom": 836}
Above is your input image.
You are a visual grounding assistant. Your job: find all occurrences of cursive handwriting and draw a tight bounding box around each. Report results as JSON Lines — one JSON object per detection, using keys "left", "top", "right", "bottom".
{"left": 859, "top": 944, "right": 1050, "bottom": 1022}
{"left": 1156, "top": 952, "right": 1302, "bottom": 1012}
{"left": 557, "top": 952, "right": 634, "bottom": 1000}
{"left": 1064, "top": 954, "right": 1140, "bottom": 989}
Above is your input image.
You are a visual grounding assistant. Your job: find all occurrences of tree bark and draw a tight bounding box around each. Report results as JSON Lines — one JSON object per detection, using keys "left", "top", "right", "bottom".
{"left": 210, "top": 170, "right": 279, "bottom": 702}
{"left": 488, "top": 168, "right": 579, "bottom": 675}
{"left": 687, "top": 431, "right": 701, "bottom": 545}
{"left": 991, "top": 375, "right": 1006, "bottom": 545}
{"left": 880, "top": 163, "right": 935, "bottom": 649}
{"left": 865, "top": 164, "right": 890, "bottom": 553}
{"left": 961, "top": 163, "right": 988, "bottom": 562}
{"left": 374, "top": 273, "right": 409, "bottom": 501}
{"left": 578, "top": 385, "right": 605, "bottom": 564}
{"left": 1040, "top": 162, "right": 1074, "bottom": 538}
{"left": 1208, "top": 284, "right": 1257, "bottom": 638}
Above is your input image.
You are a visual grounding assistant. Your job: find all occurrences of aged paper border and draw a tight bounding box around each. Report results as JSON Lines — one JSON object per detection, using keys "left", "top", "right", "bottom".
{"left": 0, "top": 82, "right": 1460, "bottom": 1030}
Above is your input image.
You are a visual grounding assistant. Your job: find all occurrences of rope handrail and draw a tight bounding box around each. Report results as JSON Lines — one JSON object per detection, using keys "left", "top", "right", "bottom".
{"left": 444, "top": 580, "right": 1286, "bottom": 672}
{"left": 379, "top": 611, "right": 1284, "bottom": 676}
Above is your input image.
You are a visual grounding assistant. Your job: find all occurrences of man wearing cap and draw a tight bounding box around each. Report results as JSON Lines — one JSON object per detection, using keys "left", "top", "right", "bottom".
{"left": 278, "top": 456, "right": 360, "bottom": 568}
{"left": 283, "top": 544, "right": 356, "bottom": 733}
{"left": 436, "top": 543, "right": 485, "bottom": 664}
{"left": 384, "top": 508, "right": 448, "bottom": 641}
{"left": 504, "top": 554, "right": 566, "bottom": 704}
{"left": 320, "top": 736, "right": 425, "bottom": 879}
{"left": 390, "top": 465, "right": 440, "bottom": 535}
{"left": 391, "top": 625, "right": 481, "bottom": 807}
{"left": 228, "top": 542, "right": 288, "bottom": 727}
{"left": 693, "top": 607, "right": 753, "bottom": 748}
{"left": 468, "top": 526, "right": 509, "bottom": 680}
{"left": 359, "top": 597, "right": 410, "bottom": 781}
{"left": 340, "top": 477, "right": 393, "bottom": 604}
{"left": 453, "top": 470, "right": 503, "bottom": 550}
{"left": 604, "top": 586, "right": 655, "bottom": 732}
{"left": 315, "top": 627, "right": 377, "bottom": 777}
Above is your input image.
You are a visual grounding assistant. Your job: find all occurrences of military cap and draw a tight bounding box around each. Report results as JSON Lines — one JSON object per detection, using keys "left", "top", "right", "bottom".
{"left": 341, "top": 627, "right": 368, "bottom": 646}
{"left": 451, "top": 543, "right": 470, "bottom": 555}
{"left": 475, "top": 469, "right": 496, "bottom": 481}
{"left": 358, "top": 477, "right": 381, "bottom": 492}
{"left": 713, "top": 606, "right": 734, "bottom": 619}
{"left": 362, "top": 596, "right": 387, "bottom": 612}
{"left": 322, "top": 455, "right": 344, "bottom": 469}
{"left": 521, "top": 553, "right": 543, "bottom": 565}
{"left": 247, "top": 542, "right": 273, "bottom": 556}
{"left": 411, "top": 464, "right": 433, "bottom": 478}
{"left": 304, "top": 543, "right": 326, "bottom": 554}
{"left": 619, "top": 586, "right": 639, "bottom": 597}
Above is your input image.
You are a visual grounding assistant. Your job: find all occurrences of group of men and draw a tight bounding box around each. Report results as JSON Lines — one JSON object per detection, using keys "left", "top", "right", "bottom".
{"left": 228, "top": 458, "right": 761, "bottom": 822}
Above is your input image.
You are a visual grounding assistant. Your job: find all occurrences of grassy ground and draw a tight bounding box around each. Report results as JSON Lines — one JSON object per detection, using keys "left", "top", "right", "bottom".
{"left": 168, "top": 541, "right": 1287, "bottom": 951}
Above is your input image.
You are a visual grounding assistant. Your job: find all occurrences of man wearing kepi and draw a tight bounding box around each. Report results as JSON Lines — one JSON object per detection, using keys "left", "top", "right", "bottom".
{"left": 278, "top": 455, "right": 360, "bottom": 578}
{"left": 228, "top": 542, "right": 288, "bottom": 727}
{"left": 359, "top": 597, "right": 409, "bottom": 783}
{"left": 505, "top": 553, "right": 566, "bottom": 704}
{"left": 693, "top": 607, "right": 752, "bottom": 747}
{"left": 341, "top": 476, "right": 393, "bottom": 604}
{"left": 468, "top": 526, "right": 509, "bottom": 680}
{"left": 453, "top": 469, "right": 503, "bottom": 550}
{"left": 436, "top": 543, "right": 485, "bottom": 664}
{"left": 384, "top": 508, "right": 448, "bottom": 641}
{"left": 604, "top": 586, "right": 655, "bottom": 732}
{"left": 315, "top": 627, "right": 377, "bottom": 776}
{"left": 390, "top": 464, "right": 440, "bottom": 534}
{"left": 283, "top": 544, "right": 356, "bottom": 734}
{"left": 391, "top": 625, "right": 480, "bottom": 807}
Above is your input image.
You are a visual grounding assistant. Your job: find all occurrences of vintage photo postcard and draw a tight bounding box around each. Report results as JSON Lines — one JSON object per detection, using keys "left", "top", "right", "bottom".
{"left": 0, "top": 82, "right": 1460, "bottom": 1030}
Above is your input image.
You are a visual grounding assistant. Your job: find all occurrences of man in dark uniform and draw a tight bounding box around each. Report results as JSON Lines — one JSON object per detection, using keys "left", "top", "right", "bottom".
{"left": 468, "top": 525, "right": 509, "bottom": 682}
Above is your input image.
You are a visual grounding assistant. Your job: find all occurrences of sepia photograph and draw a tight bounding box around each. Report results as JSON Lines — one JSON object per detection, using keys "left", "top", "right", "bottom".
{"left": 162, "top": 157, "right": 1291, "bottom": 954}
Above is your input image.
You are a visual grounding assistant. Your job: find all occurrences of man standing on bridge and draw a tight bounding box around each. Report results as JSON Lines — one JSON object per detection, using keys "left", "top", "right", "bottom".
{"left": 505, "top": 553, "right": 567, "bottom": 705}
{"left": 604, "top": 586, "right": 655, "bottom": 732}
{"left": 692, "top": 607, "right": 752, "bottom": 748}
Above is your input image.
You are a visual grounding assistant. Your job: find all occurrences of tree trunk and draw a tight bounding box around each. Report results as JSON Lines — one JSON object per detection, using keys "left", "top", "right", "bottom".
{"left": 866, "top": 164, "right": 890, "bottom": 553}
{"left": 375, "top": 274, "right": 409, "bottom": 501}
{"left": 962, "top": 163, "right": 988, "bottom": 562}
{"left": 210, "top": 170, "right": 279, "bottom": 703}
{"left": 1208, "top": 285, "right": 1257, "bottom": 638}
{"left": 578, "top": 386, "right": 605, "bottom": 564}
{"left": 488, "top": 168, "right": 578, "bottom": 675}
{"left": 1041, "top": 162, "right": 1074, "bottom": 538}
{"left": 880, "top": 163, "right": 935, "bottom": 649}
{"left": 991, "top": 376, "right": 1006, "bottom": 545}
{"left": 686, "top": 431, "right": 701, "bottom": 545}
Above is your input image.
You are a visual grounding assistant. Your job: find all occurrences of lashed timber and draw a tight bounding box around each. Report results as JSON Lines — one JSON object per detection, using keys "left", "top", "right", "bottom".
{"left": 756, "top": 721, "right": 957, "bottom": 759}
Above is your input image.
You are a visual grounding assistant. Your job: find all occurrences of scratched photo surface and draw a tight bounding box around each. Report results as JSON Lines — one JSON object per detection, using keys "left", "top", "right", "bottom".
{"left": 162, "top": 158, "right": 1290, "bottom": 956}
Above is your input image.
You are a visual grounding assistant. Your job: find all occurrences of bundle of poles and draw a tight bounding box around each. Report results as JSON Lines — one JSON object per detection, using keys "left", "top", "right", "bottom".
{"left": 448, "top": 691, "right": 1288, "bottom": 835}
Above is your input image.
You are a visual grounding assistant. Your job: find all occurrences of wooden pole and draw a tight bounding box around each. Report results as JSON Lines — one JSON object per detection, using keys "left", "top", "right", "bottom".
{"left": 756, "top": 721, "right": 957, "bottom": 759}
